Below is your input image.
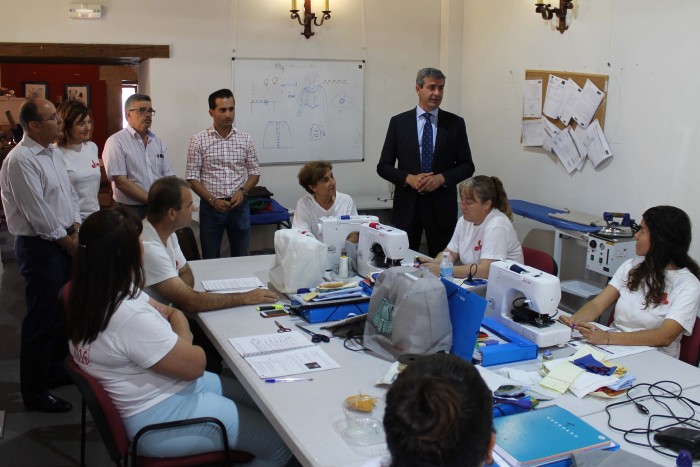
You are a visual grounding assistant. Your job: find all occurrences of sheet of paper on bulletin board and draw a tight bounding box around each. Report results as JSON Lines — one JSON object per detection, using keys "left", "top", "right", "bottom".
{"left": 523, "top": 69, "right": 609, "bottom": 131}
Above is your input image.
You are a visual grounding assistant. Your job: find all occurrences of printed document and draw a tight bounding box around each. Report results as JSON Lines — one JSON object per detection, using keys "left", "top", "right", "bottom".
{"left": 229, "top": 331, "right": 341, "bottom": 378}
{"left": 523, "top": 79, "right": 543, "bottom": 118}
{"left": 558, "top": 78, "right": 582, "bottom": 125}
{"left": 543, "top": 74, "right": 567, "bottom": 119}
{"left": 572, "top": 79, "right": 605, "bottom": 129}
{"left": 201, "top": 276, "right": 265, "bottom": 293}
{"left": 521, "top": 118, "right": 546, "bottom": 147}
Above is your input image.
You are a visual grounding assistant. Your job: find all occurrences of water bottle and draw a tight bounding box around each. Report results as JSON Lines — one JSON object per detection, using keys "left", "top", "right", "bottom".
{"left": 440, "top": 252, "right": 453, "bottom": 281}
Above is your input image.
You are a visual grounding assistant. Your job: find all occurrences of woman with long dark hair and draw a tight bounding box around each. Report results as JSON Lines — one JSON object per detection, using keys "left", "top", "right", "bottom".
{"left": 65, "top": 208, "right": 293, "bottom": 465}
{"left": 561, "top": 205, "right": 700, "bottom": 358}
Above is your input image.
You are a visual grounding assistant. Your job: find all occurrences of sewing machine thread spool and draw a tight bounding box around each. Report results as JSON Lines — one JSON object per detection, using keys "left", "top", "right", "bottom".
{"left": 339, "top": 255, "right": 349, "bottom": 278}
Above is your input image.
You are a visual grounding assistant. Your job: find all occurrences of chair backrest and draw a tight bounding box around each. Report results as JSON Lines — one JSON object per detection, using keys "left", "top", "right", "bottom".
{"left": 522, "top": 246, "right": 559, "bottom": 276}
{"left": 175, "top": 226, "right": 201, "bottom": 261}
{"left": 680, "top": 318, "right": 700, "bottom": 366}
{"left": 65, "top": 356, "right": 130, "bottom": 463}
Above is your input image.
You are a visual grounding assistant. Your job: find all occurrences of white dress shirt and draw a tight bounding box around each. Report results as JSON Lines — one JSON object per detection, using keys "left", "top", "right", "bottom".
{"left": 0, "top": 136, "right": 81, "bottom": 240}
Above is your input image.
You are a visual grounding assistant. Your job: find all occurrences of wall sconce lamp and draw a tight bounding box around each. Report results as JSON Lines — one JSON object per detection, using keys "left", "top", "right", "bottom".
{"left": 534, "top": 0, "right": 573, "bottom": 34}
{"left": 290, "top": 0, "right": 331, "bottom": 39}
{"left": 68, "top": 3, "right": 102, "bottom": 19}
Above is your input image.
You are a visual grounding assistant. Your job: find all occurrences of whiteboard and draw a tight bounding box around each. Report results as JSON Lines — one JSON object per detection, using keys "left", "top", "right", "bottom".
{"left": 233, "top": 58, "right": 364, "bottom": 165}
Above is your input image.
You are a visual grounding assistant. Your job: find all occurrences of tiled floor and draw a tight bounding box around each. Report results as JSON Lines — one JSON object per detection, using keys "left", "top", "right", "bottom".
{"left": 0, "top": 260, "right": 113, "bottom": 466}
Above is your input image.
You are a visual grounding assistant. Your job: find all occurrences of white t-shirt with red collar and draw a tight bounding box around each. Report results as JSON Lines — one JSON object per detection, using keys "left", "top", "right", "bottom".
{"left": 609, "top": 257, "right": 700, "bottom": 358}
{"left": 446, "top": 209, "right": 523, "bottom": 266}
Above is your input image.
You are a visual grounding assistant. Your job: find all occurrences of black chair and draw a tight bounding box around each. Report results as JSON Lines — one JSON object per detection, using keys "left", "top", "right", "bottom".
{"left": 175, "top": 226, "right": 201, "bottom": 261}
{"left": 65, "top": 356, "right": 254, "bottom": 466}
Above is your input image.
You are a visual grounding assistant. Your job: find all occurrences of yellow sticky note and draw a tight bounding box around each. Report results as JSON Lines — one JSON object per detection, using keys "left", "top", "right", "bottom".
{"left": 540, "top": 362, "right": 584, "bottom": 394}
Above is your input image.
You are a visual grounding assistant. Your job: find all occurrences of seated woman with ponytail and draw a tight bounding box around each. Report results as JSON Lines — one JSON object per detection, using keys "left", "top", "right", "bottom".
{"left": 422, "top": 175, "right": 523, "bottom": 279}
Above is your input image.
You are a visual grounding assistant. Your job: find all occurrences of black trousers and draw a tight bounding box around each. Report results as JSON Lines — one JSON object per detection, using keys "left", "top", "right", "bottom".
{"left": 396, "top": 195, "right": 455, "bottom": 257}
{"left": 15, "top": 236, "right": 71, "bottom": 400}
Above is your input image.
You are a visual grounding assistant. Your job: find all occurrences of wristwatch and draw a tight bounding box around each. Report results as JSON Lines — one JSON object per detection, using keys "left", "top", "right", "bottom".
{"left": 239, "top": 187, "right": 248, "bottom": 197}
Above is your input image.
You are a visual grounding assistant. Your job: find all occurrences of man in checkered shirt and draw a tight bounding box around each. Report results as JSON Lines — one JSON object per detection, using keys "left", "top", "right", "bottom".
{"left": 186, "top": 89, "right": 261, "bottom": 258}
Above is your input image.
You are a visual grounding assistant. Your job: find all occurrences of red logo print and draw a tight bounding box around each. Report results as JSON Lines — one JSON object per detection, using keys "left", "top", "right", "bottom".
{"left": 661, "top": 293, "right": 669, "bottom": 305}
{"left": 474, "top": 240, "right": 482, "bottom": 252}
{"left": 91, "top": 160, "right": 99, "bottom": 168}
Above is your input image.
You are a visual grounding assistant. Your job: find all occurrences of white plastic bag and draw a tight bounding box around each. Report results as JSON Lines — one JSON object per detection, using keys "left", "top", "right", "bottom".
{"left": 269, "top": 229, "right": 328, "bottom": 294}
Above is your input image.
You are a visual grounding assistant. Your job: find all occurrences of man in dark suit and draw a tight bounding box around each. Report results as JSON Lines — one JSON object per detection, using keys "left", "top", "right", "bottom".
{"left": 377, "top": 68, "right": 474, "bottom": 256}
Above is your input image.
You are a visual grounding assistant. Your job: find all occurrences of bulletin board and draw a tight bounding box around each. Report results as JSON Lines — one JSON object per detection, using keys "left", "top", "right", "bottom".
{"left": 232, "top": 58, "right": 365, "bottom": 165}
{"left": 524, "top": 69, "right": 609, "bottom": 130}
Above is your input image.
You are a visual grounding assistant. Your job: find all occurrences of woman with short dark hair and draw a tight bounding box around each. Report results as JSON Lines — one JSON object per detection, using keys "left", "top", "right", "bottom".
{"left": 292, "top": 160, "right": 358, "bottom": 239}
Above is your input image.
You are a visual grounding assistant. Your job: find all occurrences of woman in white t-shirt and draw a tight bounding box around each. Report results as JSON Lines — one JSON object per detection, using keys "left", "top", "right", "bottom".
{"left": 56, "top": 100, "right": 100, "bottom": 221}
{"left": 421, "top": 175, "right": 523, "bottom": 279}
{"left": 292, "top": 161, "right": 358, "bottom": 240}
{"left": 65, "top": 208, "right": 293, "bottom": 465}
{"left": 561, "top": 206, "right": 700, "bottom": 358}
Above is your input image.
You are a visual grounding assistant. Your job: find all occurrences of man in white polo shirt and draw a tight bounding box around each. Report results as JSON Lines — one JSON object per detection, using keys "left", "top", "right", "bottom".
{"left": 141, "top": 176, "right": 276, "bottom": 372}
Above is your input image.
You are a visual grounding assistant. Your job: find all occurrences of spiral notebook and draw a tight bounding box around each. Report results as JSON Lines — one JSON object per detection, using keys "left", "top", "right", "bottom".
{"left": 494, "top": 405, "right": 613, "bottom": 466}
{"left": 228, "top": 331, "right": 340, "bottom": 379}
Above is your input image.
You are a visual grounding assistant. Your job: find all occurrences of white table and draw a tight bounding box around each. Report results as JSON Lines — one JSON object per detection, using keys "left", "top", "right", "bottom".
{"left": 190, "top": 255, "right": 700, "bottom": 466}
{"left": 581, "top": 385, "right": 700, "bottom": 466}
{"left": 190, "top": 255, "right": 391, "bottom": 467}
{"left": 492, "top": 345, "right": 700, "bottom": 418}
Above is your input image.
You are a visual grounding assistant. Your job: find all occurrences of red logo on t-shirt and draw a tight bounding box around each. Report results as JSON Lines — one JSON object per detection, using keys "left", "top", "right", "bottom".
{"left": 474, "top": 240, "right": 482, "bottom": 252}
{"left": 91, "top": 160, "right": 99, "bottom": 168}
{"left": 661, "top": 292, "right": 669, "bottom": 305}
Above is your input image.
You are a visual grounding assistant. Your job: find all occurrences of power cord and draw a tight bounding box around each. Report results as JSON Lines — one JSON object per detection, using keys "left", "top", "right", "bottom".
{"left": 604, "top": 380, "right": 700, "bottom": 459}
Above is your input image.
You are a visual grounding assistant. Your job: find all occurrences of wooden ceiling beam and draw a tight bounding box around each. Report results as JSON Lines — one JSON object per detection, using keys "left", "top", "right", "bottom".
{"left": 0, "top": 43, "right": 169, "bottom": 65}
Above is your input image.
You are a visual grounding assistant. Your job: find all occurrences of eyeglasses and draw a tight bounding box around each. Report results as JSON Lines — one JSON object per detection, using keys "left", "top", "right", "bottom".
{"left": 128, "top": 107, "right": 156, "bottom": 116}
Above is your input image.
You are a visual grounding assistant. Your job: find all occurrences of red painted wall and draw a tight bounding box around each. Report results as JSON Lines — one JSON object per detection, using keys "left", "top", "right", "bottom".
{"left": 1, "top": 64, "right": 108, "bottom": 153}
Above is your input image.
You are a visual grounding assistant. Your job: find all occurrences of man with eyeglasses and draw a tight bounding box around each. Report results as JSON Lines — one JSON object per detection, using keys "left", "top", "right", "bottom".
{"left": 0, "top": 98, "right": 81, "bottom": 413}
{"left": 186, "top": 89, "right": 261, "bottom": 258}
{"left": 103, "top": 93, "right": 174, "bottom": 218}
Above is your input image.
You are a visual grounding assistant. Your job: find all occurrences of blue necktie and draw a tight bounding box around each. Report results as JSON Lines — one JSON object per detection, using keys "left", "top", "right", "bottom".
{"left": 421, "top": 113, "right": 434, "bottom": 173}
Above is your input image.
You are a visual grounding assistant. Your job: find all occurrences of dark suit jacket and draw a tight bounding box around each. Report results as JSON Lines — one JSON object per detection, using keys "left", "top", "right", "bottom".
{"left": 377, "top": 108, "right": 474, "bottom": 230}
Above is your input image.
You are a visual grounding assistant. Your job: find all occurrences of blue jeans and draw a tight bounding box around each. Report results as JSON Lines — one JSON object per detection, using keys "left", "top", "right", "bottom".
{"left": 123, "top": 372, "right": 292, "bottom": 466}
{"left": 199, "top": 199, "right": 251, "bottom": 258}
{"left": 15, "top": 236, "right": 71, "bottom": 400}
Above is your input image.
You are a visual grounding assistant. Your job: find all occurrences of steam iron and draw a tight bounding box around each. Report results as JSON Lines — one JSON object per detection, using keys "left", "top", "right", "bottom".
{"left": 598, "top": 212, "right": 636, "bottom": 238}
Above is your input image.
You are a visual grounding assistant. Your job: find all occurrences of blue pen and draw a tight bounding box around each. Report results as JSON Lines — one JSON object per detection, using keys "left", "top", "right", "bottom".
{"left": 264, "top": 378, "right": 313, "bottom": 383}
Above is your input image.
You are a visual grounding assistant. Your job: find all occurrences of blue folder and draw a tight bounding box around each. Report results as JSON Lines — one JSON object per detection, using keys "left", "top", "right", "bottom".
{"left": 441, "top": 278, "right": 487, "bottom": 362}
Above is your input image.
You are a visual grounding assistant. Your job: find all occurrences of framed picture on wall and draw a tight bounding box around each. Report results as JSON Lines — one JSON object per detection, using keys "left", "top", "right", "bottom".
{"left": 22, "top": 82, "right": 49, "bottom": 99}
{"left": 64, "top": 84, "right": 90, "bottom": 107}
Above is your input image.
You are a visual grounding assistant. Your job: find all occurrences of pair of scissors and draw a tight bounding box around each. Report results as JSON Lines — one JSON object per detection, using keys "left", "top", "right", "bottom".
{"left": 275, "top": 320, "right": 291, "bottom": 333}
{"left": 295, "top": 324, "right": 330, "bottom": 343}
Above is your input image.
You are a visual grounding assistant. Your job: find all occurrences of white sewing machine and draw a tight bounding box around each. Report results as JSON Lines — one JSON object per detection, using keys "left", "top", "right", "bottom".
{"left": 357, "top": 222, "right": 409, "bottom": 277}
{"left": 485, "top": 260, "right": 571, "bottom": 348}
{"left": 318, "top": 215, "right": 378, "bottom": 271}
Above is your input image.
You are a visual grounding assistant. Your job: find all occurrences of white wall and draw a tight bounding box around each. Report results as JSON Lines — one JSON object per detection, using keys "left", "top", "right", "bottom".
{"left": 6, "top": 0, "right": 700, "bottom": 259}
{"left": 462, "top": 0, "right": 700, "bottom": 259}
{"left": 0, "top": 0, "right": 442, "bottom": 213}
